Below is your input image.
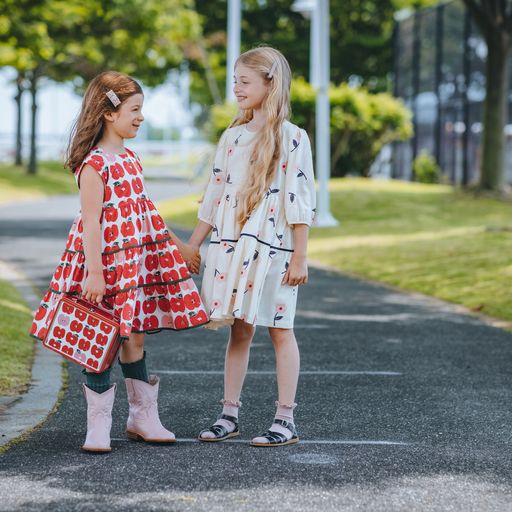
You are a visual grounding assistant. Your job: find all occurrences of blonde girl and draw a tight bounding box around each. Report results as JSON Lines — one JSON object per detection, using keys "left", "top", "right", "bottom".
{"left": 188, "top": 47, "right": 316, "bottom": 446}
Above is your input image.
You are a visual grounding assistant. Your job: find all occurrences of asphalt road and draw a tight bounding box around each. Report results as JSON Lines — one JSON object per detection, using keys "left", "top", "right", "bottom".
{"left": 1, "top": 180, "right": 512, "bottom": 511}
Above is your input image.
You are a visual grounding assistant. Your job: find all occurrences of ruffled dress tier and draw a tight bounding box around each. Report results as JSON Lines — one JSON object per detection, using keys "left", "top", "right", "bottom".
{"left": 31, "top": 147, "right": 208, "bottom": 341}
{"left": 199, "top": 121, "right": 316, "bottom": 329}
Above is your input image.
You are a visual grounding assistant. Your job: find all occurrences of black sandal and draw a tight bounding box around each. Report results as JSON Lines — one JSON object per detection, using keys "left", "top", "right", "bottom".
{"left": 250, "top": 419, "right": 299, "bottom": 447}
{"left": 198, "top": 414, "right": 240, "bottom": 442}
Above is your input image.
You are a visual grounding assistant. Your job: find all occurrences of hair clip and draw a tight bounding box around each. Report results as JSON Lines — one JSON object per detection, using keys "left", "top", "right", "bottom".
{"left": 106, "top": 89, "right": 121, "bottom": 107}
{"left": 267, "top": 61, "right": 278, "bottom": 79}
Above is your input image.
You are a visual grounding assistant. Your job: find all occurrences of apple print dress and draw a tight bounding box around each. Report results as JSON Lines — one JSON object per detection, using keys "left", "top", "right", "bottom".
{"left": 30, "top": 147, "right": 209, "bottom": 342}
{"left": 199, "top": 120, "right": 316, "bottom": 329}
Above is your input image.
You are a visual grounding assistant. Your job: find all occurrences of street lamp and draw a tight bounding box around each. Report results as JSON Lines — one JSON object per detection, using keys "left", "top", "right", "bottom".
{"left": 292, "top": 0, "right": 338, "bottom": 227}
{"left": 226, "top": 0, "right": 241, "bottom": 102}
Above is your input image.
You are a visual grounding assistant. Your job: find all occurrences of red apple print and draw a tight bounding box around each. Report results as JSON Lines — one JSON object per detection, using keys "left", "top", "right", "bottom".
{"left": 73, "top": 265, "right": 85, "bottom": 282}
{"left": 111, "top": 162, "right": 124, "bottom": 179}
{"left": 105, "top": 267, "right": 117, "bottom": 285}
{"left": 151, "top": 215, "right": 165, "bottom": 231}
{"left": 123, "top": 262, "right": 137, "bottom": 279}
{"left": 171, "top": 297, "right": 185, "bottom": 313}
{"left": 35, "top": 304, "right": 48, "bottom": 321}
{"left": 184, "top": 291, "right": 201, "bottom": 310}
{"left": 134, "top": 302, "right": 141, "bottom": 316}
{"left": 88, "top": 315, "right": 99, "bottom": 327}
{"left": 91, "top": 345, "right": 103, "bottom": 359}
{"left": 104, "top": 253, "right": 115, "bottom": 266}
{"left": 179, "top": 267, "right": 189, "bottom": 279}
{"left": 101, "top": 321, "right": 113, "bottom": 334}
{"left": 104, "top": 186, "right": 112, "bottom": 202}
{"left": 78, "top": 338, "right": 91, "bottom": 351}
{"left": 96, "top": 333, "right": 108, "bottom": 346}
{"left": 132, "top": 177, "right": 144, "bottom": 194}
{"left": 190, "top": 310, "right": 208, "bottom": 326}
{"left": 143, "top": 315, "right": 158, "bottom": 330}
{"left": 70, "top": 320, "right": 82, "bottom": 333}
{"left": 61, "top": 345, "right": 74, "bottom": 357}
{"left": 53, "top": 326, "right": 66, "bottom": 339}
{"left": 121, "top": 221, "right": 135, "bottom": 237}
{"left": 174, "top": 315, "right": 189, "bottom": 329}
{"left": 104, "top": 225, "right": 119, "bottom": 244}
{"left": 75, "top": 309, "right": 86, "bottom": 321}
{"left": 158, "top": 298, "right": 171, "bottom": 312}
{"left": 54, "top": 264, "right": 64, "bottom": 280}
{"left": 86, "top": 358, "right": 99, "bottom": 370}
{"left": 90, "top": 154, "right": 104, "bottom": 169}
{"left": 172, "top": 250, "right": 184, "bottom": 265}
{"left": 48, "top": 338, "right": 60, "bottom": 350}
{"left": 83, "top": 327, "right": 95, "bottom": 341}
{"left": 77, "top": 220, "right": 84, "bottom": 233}
{"left": 105, "top": 208, "right": 118, "bottom": 222}
{"left": 114, "top": 180, "right": 131, "bottom": 198}
{"left": 63, "top": 263, "right": 72, "bottom": 279}
{"left": 122, "top": 306, "right": 134, "bottom": 321}
{"left": 136, "top": 218, "right": 142, "bottom": 231}
{"left": 159, "top": 252, "right": 174, "bottom": 268}
{"left": 123, "top": 237, "right": 138, "bottom": 249}
{"left": 143, "top": 300, "right": 157, "bottom": 315}
{"left": 123, "top": 160, "right": 138, "bottom": 175}
{"left": 119, "top": 200, "right": 131, "bottom": 218}
{"left": 145, "top": 254, "right": 159, "bottom": 272}
{"left": 66, "top": 332, "right": 78, "bottom": 346}
{"left": 73, "top": 238, "right": 82, "bottom": 252}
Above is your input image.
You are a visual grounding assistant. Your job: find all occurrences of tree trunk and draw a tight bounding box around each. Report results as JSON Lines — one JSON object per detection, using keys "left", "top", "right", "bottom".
{"left": 27, "top": 74, "right": 38, "bottom": 175}
{"left": 14, "top": 73, "right": 24, "bottom": 166}
{"left": 480, "top": 29, "right": 510, "bottom": 190}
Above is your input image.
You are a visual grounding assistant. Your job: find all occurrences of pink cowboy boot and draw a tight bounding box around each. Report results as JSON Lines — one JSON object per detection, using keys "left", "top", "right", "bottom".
{"left": 125, "top": 375, "right": 176, "bottom": 443}
{"left": 81, "top": 383, "right": 116, "bottom": 453}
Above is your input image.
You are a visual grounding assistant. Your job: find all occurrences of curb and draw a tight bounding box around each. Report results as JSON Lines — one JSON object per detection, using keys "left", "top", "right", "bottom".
{"left": 0, "top": 261, "right": 62, "bottom": 448}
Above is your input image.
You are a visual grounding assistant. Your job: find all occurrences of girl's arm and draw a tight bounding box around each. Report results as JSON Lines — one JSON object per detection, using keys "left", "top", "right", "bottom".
{"left": 80, "top": 165, "right": 106, "bottom": 304}
{"left": 166, "top": 227, "right": 201, "bottom": 274}
{"left": 282, "top": 224, "right": 309, "bottom": 286}
{"left": 188, "top": 221, "right": 213, "bottom": 250}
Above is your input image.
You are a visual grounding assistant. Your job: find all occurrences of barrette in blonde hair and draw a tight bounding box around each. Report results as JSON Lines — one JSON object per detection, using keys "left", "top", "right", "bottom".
{"left": 106, "top": 89, "right": 121, "bottom": 107}
{"left": 267, "top": 61, "right": 278, "bottom": 79}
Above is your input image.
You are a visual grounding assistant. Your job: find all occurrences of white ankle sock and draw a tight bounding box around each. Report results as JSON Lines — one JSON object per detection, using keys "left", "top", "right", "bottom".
{"left": 252, "top": 402, "right": 297, "bottom": 444}
{"left": 200, "top": 400, "right": 240, "bottom": 439}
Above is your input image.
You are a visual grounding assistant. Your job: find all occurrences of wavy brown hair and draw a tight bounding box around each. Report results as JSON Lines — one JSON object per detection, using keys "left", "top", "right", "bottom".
{"left": 230, "top": 47, "right": 292, "bottom": 225}
{"left": 65, "top": 71, "right": 143, "bottom": 172}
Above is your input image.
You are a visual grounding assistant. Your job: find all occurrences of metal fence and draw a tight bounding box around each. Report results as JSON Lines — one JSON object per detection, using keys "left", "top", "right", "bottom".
{"left": 392, "top": 1, "right": 511, "bottom": 184}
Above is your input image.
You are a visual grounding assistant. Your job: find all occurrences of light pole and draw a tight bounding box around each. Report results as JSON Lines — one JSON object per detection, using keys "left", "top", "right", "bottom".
{"left": 292, "top": 0, "right": 338, "bottom": 227}
{"left": 226, "top": 0, "right": 241, "bottom": 102}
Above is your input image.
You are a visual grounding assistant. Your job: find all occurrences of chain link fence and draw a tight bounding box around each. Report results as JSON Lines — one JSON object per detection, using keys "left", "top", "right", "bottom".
{"left": 392, "top": 1, "right": 512, "bottom": 184}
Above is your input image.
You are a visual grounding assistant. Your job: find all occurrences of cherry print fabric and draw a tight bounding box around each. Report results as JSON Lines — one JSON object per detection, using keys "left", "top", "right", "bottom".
{"left": 31, "top": 147, "right": 208, "bottom": 341}
{"left": 198, "top": 121, "right": 316, "bottom": 329}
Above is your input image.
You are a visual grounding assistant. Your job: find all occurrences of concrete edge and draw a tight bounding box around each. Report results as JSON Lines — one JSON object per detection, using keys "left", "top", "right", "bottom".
{"left": 0, "top": 260, "right": 62, "bottom": 447}
{"left": 308, "top": 258, "right": 512, "bottom": 332}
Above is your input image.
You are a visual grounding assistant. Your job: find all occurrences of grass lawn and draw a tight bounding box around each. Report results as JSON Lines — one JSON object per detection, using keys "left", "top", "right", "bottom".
{"left": 159, "top": 177, "right": 512, "bottom": 323}
{"left": 0, "top": 162, "right": 76, "bottom": 204}
{"left": 0, "top": 279, "right": 35, "bottom": 395}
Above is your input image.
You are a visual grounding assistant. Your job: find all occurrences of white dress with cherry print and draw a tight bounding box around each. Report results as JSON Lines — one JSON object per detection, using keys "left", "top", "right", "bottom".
{"left": 31, "top": 147, "right": 209, "bottom": 341}
{"left": 199, "top": 120, "right": 316, "bottom": 329}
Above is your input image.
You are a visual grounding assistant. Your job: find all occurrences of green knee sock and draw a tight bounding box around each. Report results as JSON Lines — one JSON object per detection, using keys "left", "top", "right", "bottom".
{"left": 84, "top": 367, "right": 112, "bottom": 394}
{"left": 120, "top": 351, "right": 149, "bottom": 383}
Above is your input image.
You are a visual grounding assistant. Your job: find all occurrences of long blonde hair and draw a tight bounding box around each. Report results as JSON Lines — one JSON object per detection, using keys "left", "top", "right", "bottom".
{"left": 230, "top": 47, "right": 292, "bottom": 225}
{"left": 65, "top": 71, "right": 143, "bottom": 172}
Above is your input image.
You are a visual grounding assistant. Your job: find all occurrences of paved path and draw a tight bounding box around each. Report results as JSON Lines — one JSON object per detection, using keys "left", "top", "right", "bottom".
{"left": 1, "top": 180, "right": 512, "bottom": 511}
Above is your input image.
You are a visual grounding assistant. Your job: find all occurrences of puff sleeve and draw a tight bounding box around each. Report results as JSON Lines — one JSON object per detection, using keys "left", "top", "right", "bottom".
{"left": 284, "top": 128, "right": 316, "bottom": 226}
{"left": 198, "top": 131, "right": 229, "bottom": 226}
{"left": 74, "top": 151, "right": 108, "bottom": 188}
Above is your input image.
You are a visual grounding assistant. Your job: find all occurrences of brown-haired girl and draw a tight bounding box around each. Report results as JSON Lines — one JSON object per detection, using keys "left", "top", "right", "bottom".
{"left": 188, "top": 47, "right": 316, "bottom": 446}
{"left": 31, "top": 71, "right": 208, "bottom": 452}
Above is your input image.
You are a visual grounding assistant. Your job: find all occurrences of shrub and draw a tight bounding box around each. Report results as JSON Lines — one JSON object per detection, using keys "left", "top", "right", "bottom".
{"left": 413, "top": 151, "right": 441, "bottom": 184}
{"left": 206, "top": 78, "right": 413, "bottom": 177}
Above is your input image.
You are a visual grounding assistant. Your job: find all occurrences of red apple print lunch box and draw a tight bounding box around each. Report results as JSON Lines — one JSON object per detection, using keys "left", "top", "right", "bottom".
{"left": 42, "top": 296, "right": 121, "bottom": 373}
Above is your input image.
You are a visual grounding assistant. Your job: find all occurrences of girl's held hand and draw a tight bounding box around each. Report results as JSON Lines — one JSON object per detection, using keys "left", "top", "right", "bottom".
{"left": 282, "top": 255, "right": 308, "bottom": 286}
{"left": 83, "top": 271, "right": 106, "bottom": 303}
{"left": 182, "top": 243, "right": 201, "bottom": 274}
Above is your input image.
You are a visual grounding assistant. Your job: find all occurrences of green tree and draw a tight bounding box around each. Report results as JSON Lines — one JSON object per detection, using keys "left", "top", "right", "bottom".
{"left": 462, "top": 0, "right": 512, "bottom": 191}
